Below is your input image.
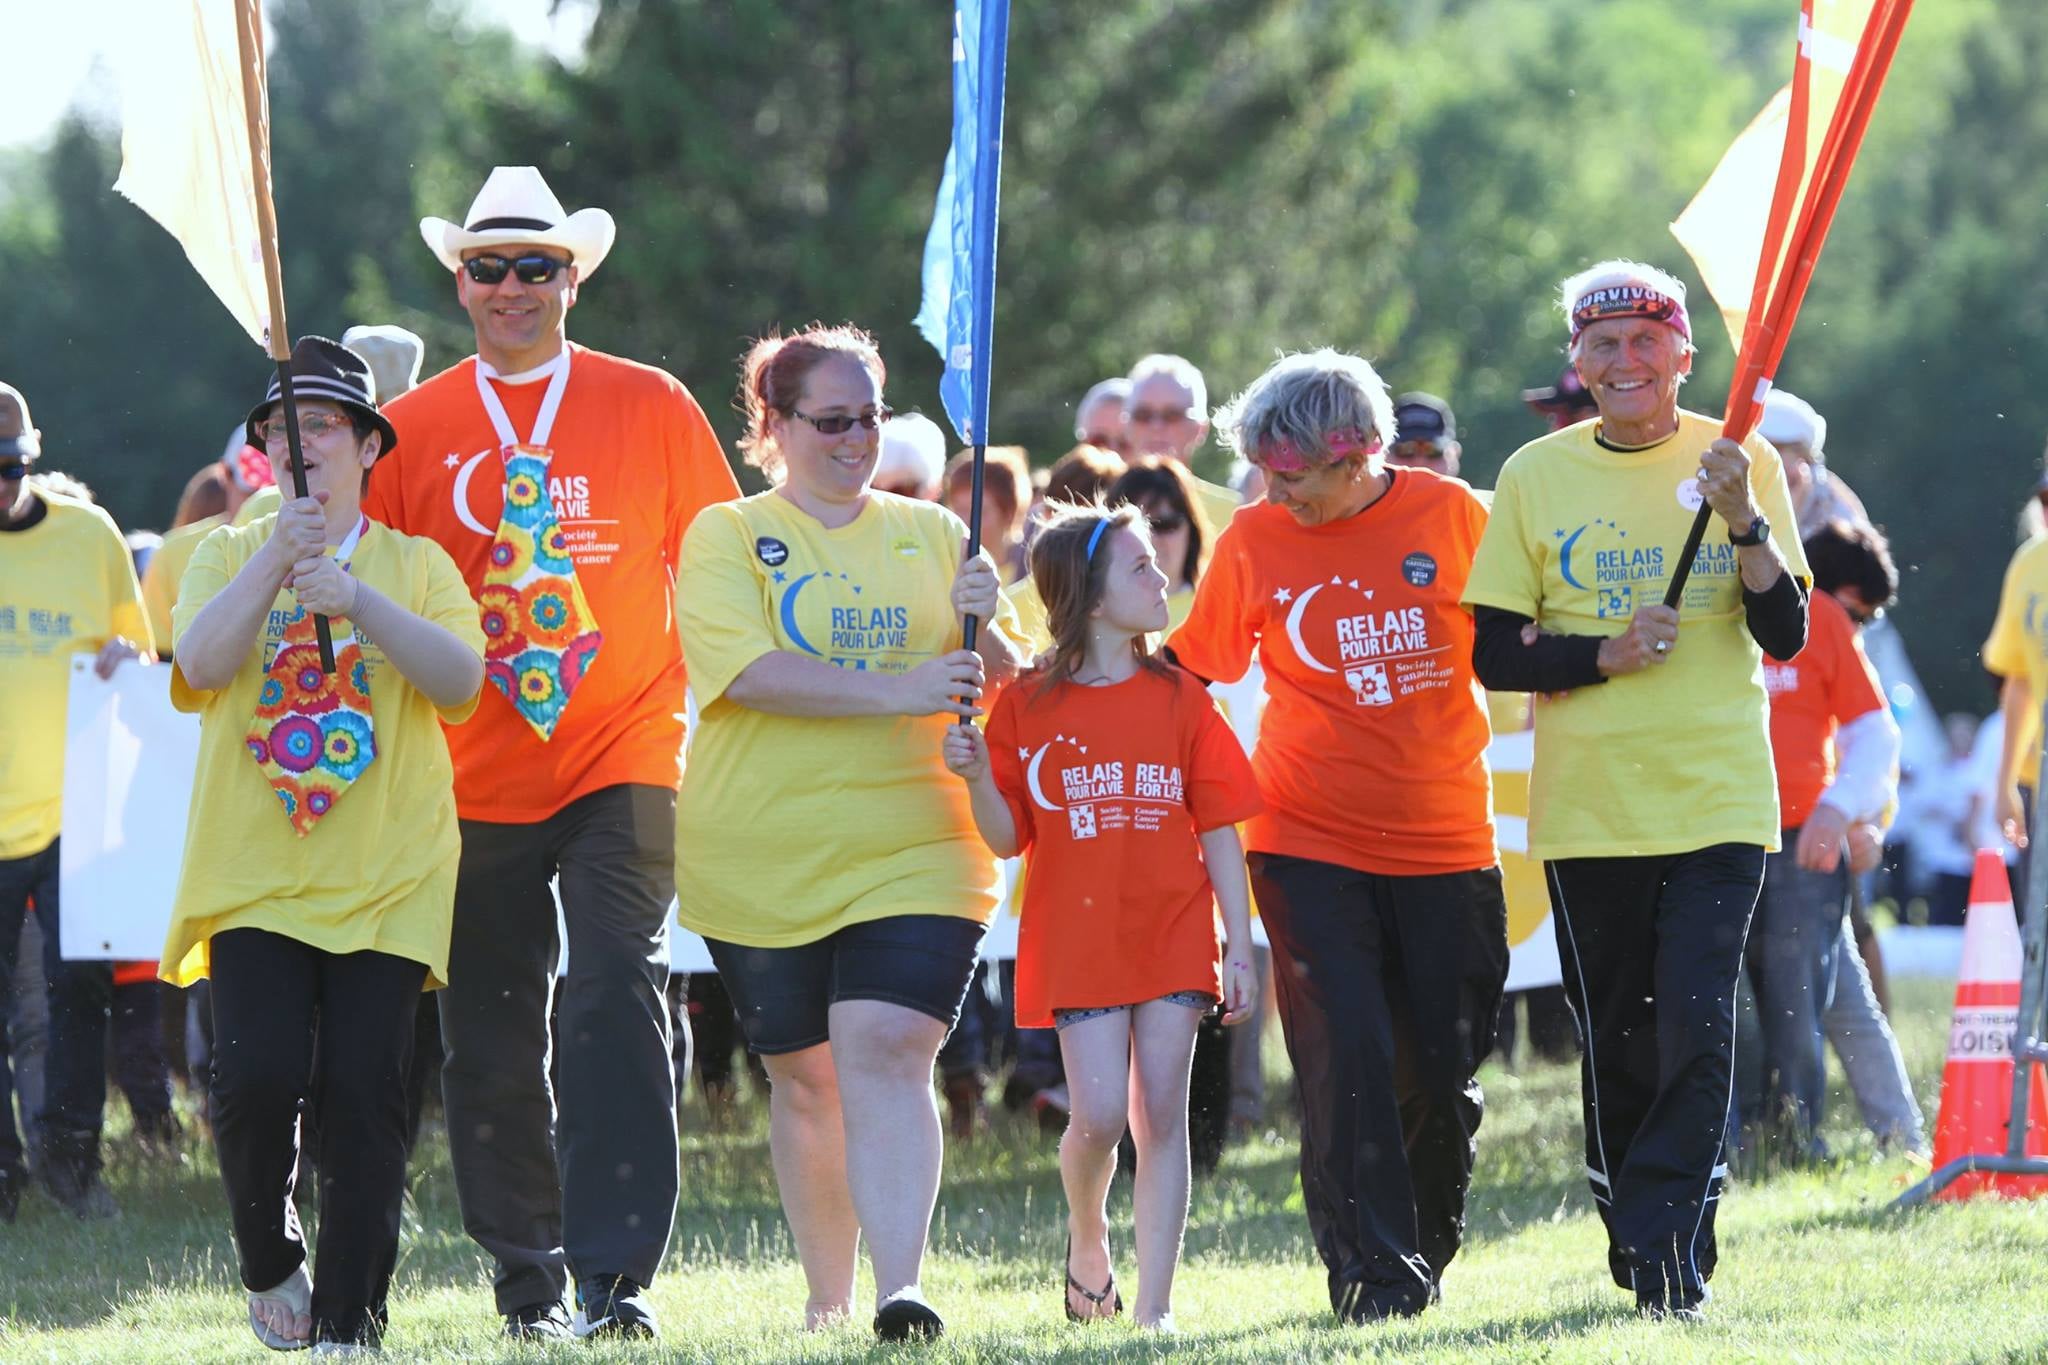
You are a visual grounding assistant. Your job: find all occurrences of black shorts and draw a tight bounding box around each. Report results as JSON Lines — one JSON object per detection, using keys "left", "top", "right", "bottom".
{"left": 702, "top": 915, "right": 988, "bottom": 1056}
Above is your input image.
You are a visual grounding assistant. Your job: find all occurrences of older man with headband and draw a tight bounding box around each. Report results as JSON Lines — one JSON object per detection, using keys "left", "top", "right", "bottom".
{"left": 1464, "top": 260, "right": 1808, "bottom": 1320}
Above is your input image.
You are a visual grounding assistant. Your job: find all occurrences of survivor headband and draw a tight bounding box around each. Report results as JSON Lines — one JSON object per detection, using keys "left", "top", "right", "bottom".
{"left": 1252, "top": 427, "right": 1382, "bottom": 474}
{"left": 0, "top": 434, "right": 40, "bottom": 461}
{"left": 1569, "top": 284, "right": 1692, "bottom": 343}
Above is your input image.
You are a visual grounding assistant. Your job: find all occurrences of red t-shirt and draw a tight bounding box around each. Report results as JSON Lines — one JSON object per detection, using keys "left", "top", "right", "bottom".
{"left": 987, "top": 666, "right": 1263, "bottom": 1028}
{"left": 364, "top": 344, "right": 740, "bottom": 821}
{"left": 1169, "top": 467, "right": 1495, "bottom": 876}
{"left": 1766, "top": 589, "right": 1886, "bottom": 829}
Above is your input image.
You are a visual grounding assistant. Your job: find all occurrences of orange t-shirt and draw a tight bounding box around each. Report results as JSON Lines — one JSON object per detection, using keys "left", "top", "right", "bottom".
{"left": 364, "top": 344, "right": 740, "bottom": 821}
{"left": 987, "top": 665, "right": 1263, "bottom": 1028}
{"left": 1169, "top": 467, "right": 1495, "bottom": 876}
{"left": 1766, "top": 589, "right": 1886, "bottom": 830}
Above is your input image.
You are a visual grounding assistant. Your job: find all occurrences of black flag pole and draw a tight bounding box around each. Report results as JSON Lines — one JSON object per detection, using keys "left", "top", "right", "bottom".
{"left": 236, "top": 0, "right": 335, "bottom": 672}
{"left": 962, "top": 442, "right": 987, "bottom": 653}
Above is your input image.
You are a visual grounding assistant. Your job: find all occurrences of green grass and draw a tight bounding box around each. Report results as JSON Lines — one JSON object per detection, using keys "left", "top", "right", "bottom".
{"left": 4, "top": 978, "right": 2046, "bottom": 1361}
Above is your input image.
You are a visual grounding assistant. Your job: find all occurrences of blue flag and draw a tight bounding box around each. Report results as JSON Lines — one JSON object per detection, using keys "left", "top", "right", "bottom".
{"left": 913, "top": 0, "right": 1011, "bottom": 447}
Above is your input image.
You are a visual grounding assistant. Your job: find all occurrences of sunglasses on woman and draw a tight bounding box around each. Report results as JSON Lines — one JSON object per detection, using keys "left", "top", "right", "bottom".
{"left": 461, "top": 253, "right": 570, "bottom": 286}
{"left": 791, "top": 406, "right": 893, "bottom": 436}
{"left": 255, "top": 412, "right": 359, "bottom": 446}
{"left": 1147, "top": 512, "right": 1188, "bottom": 534}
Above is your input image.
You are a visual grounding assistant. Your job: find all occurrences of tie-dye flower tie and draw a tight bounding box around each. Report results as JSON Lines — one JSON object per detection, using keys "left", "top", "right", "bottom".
{"left": 478, "top": 443, "right": 601, "bottom": 740}
{"left": 246, "top": 606, "right": 376, "bottom": 836}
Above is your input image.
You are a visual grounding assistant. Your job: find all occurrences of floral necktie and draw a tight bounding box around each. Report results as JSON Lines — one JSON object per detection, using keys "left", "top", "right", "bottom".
{"left": 473, "top": 353, "right": 602, "bottom": 741}
{"left": 246, "top": 521, "right": 374, "bottom": 836}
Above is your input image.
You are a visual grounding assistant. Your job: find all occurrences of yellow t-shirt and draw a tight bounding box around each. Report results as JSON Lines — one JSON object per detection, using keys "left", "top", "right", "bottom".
{"left": 236, "top": 485, "right": 284, "bottom": 526}
{"left": 160, "top": 514, "right": 485, "bottom": 987}
{"left": 1983, "top": 534, "right": 2048, "bottom": 787}
{"left": 1461, "top": 410, "right": 1810, "bottom": 859}
{"left": 1190, "top": 474, "right": 1243, "bottom": 540}
{"left": 141, "top": 514, "right": 225, "bottom": 651}
{"left": 674, "top": 491, "right": 1022, "bottom": 947}
{"left": 0, "top": 491, "right": 153, "bottom": 859}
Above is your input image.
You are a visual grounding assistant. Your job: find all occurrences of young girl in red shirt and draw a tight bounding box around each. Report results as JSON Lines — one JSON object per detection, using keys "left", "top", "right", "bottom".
{"left": 944, "top": 502, "right": 1261, "bottom": 1330}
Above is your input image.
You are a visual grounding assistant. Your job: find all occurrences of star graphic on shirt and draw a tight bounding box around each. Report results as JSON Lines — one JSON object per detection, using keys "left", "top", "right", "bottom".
{"left": 852, "top": 584, "right": 863, "bottom": 594}
{"left": 772, "top": 570, "right": 788, "bottom": 584}
{"left": 1077, "top": 744, "right": 1088, "bottom": 755}
{"left": 1017, "top": 746, "right": 1031, "bottom": 760}
{"left": 1273, "top": 587, "right": 1293, "bottom": 604}
{"left": 443, "top": 453, "right": 461, "bottom": 469}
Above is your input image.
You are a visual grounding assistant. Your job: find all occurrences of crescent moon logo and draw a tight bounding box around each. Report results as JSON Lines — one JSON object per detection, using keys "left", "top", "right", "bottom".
{"left": 1283, "top": 582, "right": 1337, "bottom": 674}
{"left": 451, "top": 449, "right": 498, "bottom": 537}
{"left": 778, "top": 573, "right": 823, "bottom": 655}
{"left": 1024, "top": 743, "right": 1062, "bottom": 811}
{"left": 1558, "top": 524, "right": 1589, "bottom": 590}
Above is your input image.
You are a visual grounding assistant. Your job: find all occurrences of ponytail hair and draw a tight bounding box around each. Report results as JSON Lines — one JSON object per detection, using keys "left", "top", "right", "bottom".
{"left": 736, "top": 323, "right": 886, "bottom": 477}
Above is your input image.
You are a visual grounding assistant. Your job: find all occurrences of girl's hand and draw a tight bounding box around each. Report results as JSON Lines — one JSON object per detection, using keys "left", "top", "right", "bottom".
{"left": 943, "top": 721, "right": 989, "bottom": 780}
{"left": 1221, "top": 952, "right": 1259, "bottom": 1026}
{"left": 952, "top": 546, "right": 1003, "bottom": 624}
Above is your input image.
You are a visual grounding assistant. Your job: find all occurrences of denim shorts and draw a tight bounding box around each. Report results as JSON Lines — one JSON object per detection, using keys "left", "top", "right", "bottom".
{"left": 702, "top": 914, "right": 988, "bottom": 1056}
{"left": 1053, "top": 990, "right": 1216, "bottom": 1031}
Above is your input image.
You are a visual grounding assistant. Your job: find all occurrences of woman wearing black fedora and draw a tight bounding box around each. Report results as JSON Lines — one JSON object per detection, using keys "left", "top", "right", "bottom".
{"left": 165, "top": 336, "right": 486, "bottom": 1352}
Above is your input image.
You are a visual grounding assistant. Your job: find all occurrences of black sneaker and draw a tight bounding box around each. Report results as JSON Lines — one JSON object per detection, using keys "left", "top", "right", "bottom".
{"left": 576, "top": 1275, "right": 657, "bottom": 1340}
{"left": 502, "top": 1299, "right": 573, "bottom": 1341}
{"left": 38, "top": 1149, "right": 119, "bottom": 1221}
{"left": 873, "top": 1289, "right": 944, "bottom": 1342}
{"left": 1639, "top": 1284, "right": 1711, "bottom": 1322}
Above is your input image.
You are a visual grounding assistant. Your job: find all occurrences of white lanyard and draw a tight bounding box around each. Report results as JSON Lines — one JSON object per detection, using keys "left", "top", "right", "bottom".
{"left": 474, "top": 349, "right": 572, "bottom": 450}
{"left": 333, "top": 514, "right": 369, "bottom": 566}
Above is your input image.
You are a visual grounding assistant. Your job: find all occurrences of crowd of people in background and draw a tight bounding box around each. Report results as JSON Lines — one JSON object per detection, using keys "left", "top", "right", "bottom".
{"left": 0, "top": 163, "right": 2039, "bottom": 1352}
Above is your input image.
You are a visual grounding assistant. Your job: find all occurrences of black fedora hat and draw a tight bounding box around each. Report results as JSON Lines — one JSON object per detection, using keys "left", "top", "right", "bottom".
{"left": 244, "top": 336, "right": 399, "bottom": 458}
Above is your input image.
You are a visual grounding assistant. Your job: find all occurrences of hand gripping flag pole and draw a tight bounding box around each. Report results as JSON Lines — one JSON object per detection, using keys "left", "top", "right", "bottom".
{"left": 915, "top": 0, "right": 1013, "bottom": 653}
{"left": 1662, "top": 0, "right": 1912, "bottom": 608}
{"left": 233, "top": 0, "right": 335, "bottom": 671}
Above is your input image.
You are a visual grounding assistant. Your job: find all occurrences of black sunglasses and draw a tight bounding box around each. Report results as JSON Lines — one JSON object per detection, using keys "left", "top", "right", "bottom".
{"left": 0, "top": 460, "right": 29, "bottom": 482}
{"left": 462, "top": 253, "right": 570, "bottom": 286}
{"left": 1148, "top": 512, "right": 1188, "bottom": 534}
{"left": 791, "top": 406, "right": 892, "bottom": 436}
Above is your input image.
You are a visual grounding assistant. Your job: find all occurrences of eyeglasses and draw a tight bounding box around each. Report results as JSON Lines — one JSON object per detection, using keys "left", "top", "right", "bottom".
{"left": 1391, "top": 439, "right": 1448, "bottom": 463}
{"left": 790, "top": 406, "right": 892, "bottom": 435}
{"left": 1129, "top": 406, "right": 1194, "bottom": 426}
{"left": 256, "top": 412, "right": 358, "bottom": 446}
{"left": 0, "top": 460, "right": 29, "bottom": 481}
{"left": 1147, "top": 512, "right": 1187, "bottom": 534}
{"left": 461, "top": 253, "right": 570, "bottom": 286}
{"left": 1842, "top": 603, "right": 1884, "bottom": 626}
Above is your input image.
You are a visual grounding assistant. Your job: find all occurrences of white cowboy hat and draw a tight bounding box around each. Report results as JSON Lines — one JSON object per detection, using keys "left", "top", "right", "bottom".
{"left": 419, "top": 166, "right": 617, "bottom": 278}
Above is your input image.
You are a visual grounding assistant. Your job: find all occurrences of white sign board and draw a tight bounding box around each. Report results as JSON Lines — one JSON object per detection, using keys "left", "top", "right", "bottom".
{"left": 59, "top": 659, "right": 196, "bottom": 960}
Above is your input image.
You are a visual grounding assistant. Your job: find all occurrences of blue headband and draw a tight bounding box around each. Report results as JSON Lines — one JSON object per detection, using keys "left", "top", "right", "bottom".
{"left": 1084, "top": 519, "right": 1110, "bottom": 564}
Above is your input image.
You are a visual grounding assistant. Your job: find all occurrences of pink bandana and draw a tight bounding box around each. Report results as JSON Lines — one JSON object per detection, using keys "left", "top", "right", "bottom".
{"left": 231, "top": 444, "right": 277, "bottom": 491}
{"left": 1253, "top": 427, "right": 1382, "bottom": 474}
{"left": 1569, "top": 285, "right": 1692, "bottom": 344}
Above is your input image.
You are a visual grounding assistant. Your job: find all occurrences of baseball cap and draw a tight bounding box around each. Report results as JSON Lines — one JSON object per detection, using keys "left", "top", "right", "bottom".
{"left": 1392, "top": 392, "right": 1456, "bottom": 445}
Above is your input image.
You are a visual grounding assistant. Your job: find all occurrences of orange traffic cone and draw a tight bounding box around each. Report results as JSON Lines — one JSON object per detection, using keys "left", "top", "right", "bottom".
{"left": 1929, "top": 849, "right": 2048, "bottom": 1201}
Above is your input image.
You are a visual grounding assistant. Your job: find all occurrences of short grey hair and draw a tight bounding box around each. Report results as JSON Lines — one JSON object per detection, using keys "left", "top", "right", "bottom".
{"left": 1559, "top": 258, "right": 1696, "bottom": 360}
{"left": 1125, "top": 353, "right": 1207, "bottom": 416}
{"left": 1073, "top": 377, "right": 1131, "bottom": 440}
{"left": 1212, "top": 349, "right": 1394, "bottom": 469}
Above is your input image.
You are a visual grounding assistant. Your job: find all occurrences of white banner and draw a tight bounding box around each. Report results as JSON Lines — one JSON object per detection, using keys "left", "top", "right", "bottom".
{"left": 59, "top": 659, "right": 197, "bottom": 961}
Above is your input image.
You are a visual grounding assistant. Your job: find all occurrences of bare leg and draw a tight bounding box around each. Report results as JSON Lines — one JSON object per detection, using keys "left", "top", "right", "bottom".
{"left": 759, "top": 1044, "right": 859, "bottom": 1329}
{"left": 1057, "top": 1011, "right": 1132, "bottom": 1320}
{"left": 1127, "top": 1000, "right": 1203, "bottom": 1327}
{"left": 828, "top": 1000, "right": 949, "bottom": 1311}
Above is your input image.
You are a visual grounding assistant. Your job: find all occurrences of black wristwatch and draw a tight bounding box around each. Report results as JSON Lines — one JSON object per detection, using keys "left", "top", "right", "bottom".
{"left": 1728, "top": 513, "right": 1770, "bottom": 547}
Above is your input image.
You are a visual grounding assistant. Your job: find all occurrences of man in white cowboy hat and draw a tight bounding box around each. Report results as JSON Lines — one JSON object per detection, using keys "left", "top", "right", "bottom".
{"left": 364, "top": 165, "right": 739, "bottom": 1341}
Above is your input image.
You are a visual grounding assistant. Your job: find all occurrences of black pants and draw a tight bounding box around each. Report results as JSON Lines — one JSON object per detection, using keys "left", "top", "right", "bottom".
{"left": 0, "top": 839, "right": 113, "bottom": 1176}
{"left": 111, "top": 979, "right": 175, "bottom": 1131}
{"left": 1248, "top": 853, "right": 1508, "bottom": 1317}
{"left": 1545, "top": 843, "right": 1763, "bottom": 1305}
{"left": 209, "top": 928, "right": 425, "bottom": 1347}
{"left": 440, "top": 783, "right": 678, "bottom": 1314}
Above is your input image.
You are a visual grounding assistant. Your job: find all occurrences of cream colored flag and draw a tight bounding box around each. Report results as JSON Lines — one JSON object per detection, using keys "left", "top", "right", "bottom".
{"left": 111, "top": 0, "right": 273, "bottom": 350}
{"left": 1671, "top": 0, "right": 1875, "bottom": 349}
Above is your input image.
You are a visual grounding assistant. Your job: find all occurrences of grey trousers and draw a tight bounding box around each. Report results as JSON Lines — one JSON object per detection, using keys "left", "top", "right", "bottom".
{"left": 1823, "top": 917, "right": 1926, "bottom": 1152}
{"left": 440, "top": 783, "right": 679, "bottom": 1314}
